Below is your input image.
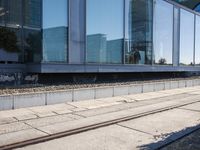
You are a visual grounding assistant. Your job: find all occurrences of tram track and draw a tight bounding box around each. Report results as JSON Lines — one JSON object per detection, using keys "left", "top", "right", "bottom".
{"left": 1, "top": 98, "right": 200, "bottom": 150}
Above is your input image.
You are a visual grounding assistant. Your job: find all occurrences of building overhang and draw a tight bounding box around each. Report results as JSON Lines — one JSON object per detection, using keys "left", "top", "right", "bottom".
{"left": 172, "top": 0, "right": 200, "bottom": 10}
{"left": 26, "top": 63, "right": 200, "bottom": 73}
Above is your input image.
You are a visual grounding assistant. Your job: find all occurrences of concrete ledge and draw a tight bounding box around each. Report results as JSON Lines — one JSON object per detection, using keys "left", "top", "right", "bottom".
{"left": 46, "top": 90, "right": 73, "bottom": 105}
{"left": 73, "top": 89, "right": 95, "bottom": 101}
{"left": 95, "top": 87, "right": 113, "bottom": 99}
{"left": 14, "top": 93, "right": 46, "bottom": 109}
{"left": 143, "top": 83, "right": 155, "bottom": 93}
{"left": 129, "top": 84, "right": 143, "bottom": 94}
{"left": 178, "top": 80, "right": 186, "bottom": 88}
{"left": 171, "top": 81, "right": 179, "bottom": 89}
{"left": 193, "top": 79, "right": 200, "bottom": 86}
{"left": 154, "top": 82, "right": 165, "bottom": 91}
{"left": 164, "top": 82, "right": 171, "bottom": 90}
{"left": 0, "top": 95, "right": 13, "bottom": 110}
{"left": 186, "top": 80, "right": 193, "bottom": 87}
{"left": 113, "top": 86, "right": 129, "bottom": 96}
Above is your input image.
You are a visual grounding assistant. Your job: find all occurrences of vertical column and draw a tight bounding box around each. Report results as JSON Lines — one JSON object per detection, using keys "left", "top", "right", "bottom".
{"left": 173, "top": 6, "right": 180, "bottom": 66}
{"left": 68, "top": 0, "right": 86, "bottom": 64}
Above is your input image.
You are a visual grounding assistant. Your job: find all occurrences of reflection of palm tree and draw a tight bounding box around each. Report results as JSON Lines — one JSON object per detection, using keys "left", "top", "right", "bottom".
{"left": 0, "top": 27, "right": 19, "bottom": 52}
{"left": 25, "top": 32, "right": 41, "bottom": 62}
{"left": 158, "top": 58, "right": 167, "bottom": 65}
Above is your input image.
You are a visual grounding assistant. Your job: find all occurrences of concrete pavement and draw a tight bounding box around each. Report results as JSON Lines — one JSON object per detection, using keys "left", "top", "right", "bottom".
{"left": 0, "top": 86, "right": 200, "bottom": 149}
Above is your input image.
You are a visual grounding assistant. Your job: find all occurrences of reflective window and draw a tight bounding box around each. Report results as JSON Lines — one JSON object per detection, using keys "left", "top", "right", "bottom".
{"left": 24, "top": 0, "right": 42, "bottom": 63}
{"left": 24, "top": 0, "right": 41, "bottom": 28}
{"left": 86, "top": 0, "right": 123, "bottom": 64}
{"left": 0, "top": 0, "right": 23, "bottom": 63}
{"left": 125, "top": 0, "right": 153, "bottom": 65}
{"left": 195, "top": 15, "right": 200, "bottom": 65}
{"left": 180, "top": 9, "right": 194, "bottom": 65}
{"left": 42, "top": 0, "right": 68, "bottom": 62}
{"left": 194, "top": 4, "right": 200, "bottom": 13}
{"left": 153, "top": 0, "right": 173, "bottom": 65}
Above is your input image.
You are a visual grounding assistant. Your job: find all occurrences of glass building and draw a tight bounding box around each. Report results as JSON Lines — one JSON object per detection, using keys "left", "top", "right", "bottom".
{"left": 0, "top": 0, "right": 200, "bottom": 73}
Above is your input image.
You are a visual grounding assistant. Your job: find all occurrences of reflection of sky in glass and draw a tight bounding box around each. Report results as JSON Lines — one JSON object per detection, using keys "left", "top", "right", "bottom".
{"left": 154, "top": 0, "right": 173, "bottom": 64}
{"left": 195, "top": 15, "right": 200, "bottom": 64}
{"left": 180, "top": 9, "right": 194, "bottom": 65}
{"left": 87, "top": 0, "right": 123, "bottom": 40}
{"left": 43, "top": 0, "right": 68, "bottom": 29}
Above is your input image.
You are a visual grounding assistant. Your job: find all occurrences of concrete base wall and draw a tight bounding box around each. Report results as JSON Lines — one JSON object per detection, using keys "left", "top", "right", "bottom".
{"left": 0, "top": 78, "right": 200, "bottom": 111}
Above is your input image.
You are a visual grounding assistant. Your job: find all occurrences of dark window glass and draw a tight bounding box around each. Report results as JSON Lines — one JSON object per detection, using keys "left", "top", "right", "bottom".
{"left": 42, "top": 0, "right": 68, "bottom": 62}
{"left": 125, "top": 0, "right": 153, "bottom": 65}
{"left": 86, "top": 0, "right": 123, "bottom": 64}
{"left": 153, "top": 0, "right": 173, "bottom": 65}
{"left": 0, "top": 0, "right": 23, "bottom": 63}
{"left": 24, "top": 0, "right": 42, "bottom": 63}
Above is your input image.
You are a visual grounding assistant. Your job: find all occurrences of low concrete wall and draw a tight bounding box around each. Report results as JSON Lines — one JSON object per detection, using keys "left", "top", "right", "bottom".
{"left": 0, "top": 78, "right": 200, "bottom": 111}
{"left": 73, "top": 88, "right": 95, "bottom": 101}
{"left": 0, "top": 95, "right": 13, "bottom": 110}
{"left": 13, "top": 93, "right": 46, "bottom": 109}
{"left": 143, "top": 83, "right": 155, "bottom": 93}
{"left": 114, "top": 86, "right": 129, "bottom": 96}
{"left": 46, "top": 90, "right": 73, "bottom": 105}
{"left": 95, "top": 87, "right": 113, "bottom": 99}
{"left": 128, "top": 84, "right": 143, "bottom": 94}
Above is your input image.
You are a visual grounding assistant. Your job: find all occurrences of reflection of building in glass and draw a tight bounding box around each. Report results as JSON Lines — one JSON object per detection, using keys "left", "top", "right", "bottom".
{"left": 43, "top": 27, "right": 68, "bottom": 62}
{"left": 125, "top": 0, "right": 153, "bottom": 65}
{"left": 107, "top": 39, "right": 123, "bottom": 64}
{"left": 0, "top": 0, "right": 42, "bottom": 63}
{"left": 87, "top": 34, "right": 107, "bottom": 63}
{"left": 24, "top": 0, "right": 41, "bottom": 28}
{"left": 0, "top": 0, "right": 200, "bottom": 74}
{"left": 87, "top": 34, "right": 122, "bottom": 64}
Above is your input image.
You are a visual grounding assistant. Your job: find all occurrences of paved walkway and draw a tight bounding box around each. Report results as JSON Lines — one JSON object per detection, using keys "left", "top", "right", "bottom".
{"left": 0, "top": 86, "right": 200, "bottom": 149}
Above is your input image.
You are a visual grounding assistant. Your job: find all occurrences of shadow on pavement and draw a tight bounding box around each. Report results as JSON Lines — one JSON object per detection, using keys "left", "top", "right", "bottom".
{"left": 138, "top": 124, "right": 200, "bottom": 150}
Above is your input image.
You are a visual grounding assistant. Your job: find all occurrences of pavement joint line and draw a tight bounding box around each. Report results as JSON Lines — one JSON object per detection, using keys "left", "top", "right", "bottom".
{"left": 73, "top": 94, "right": 200, "bottom": 118}
{"left": 1, "top": 99, "right": 200, "bottom": 150}
{"left": 72, "top": 113, "right": 87, "bottom": 118}
{"left": 116, "top": 123, "right": 154, "bottom": 136}
{"left": 23, "top": 122, "right": 50, "bottom": 135}
{"left": 66, "top": 103, "right": 79, "bottom": 109}
{"left": 67, "top": 114, "right": 85, "bottom": 120}
{"left": 0, "top": 122, "right": 33, "bottom": 136}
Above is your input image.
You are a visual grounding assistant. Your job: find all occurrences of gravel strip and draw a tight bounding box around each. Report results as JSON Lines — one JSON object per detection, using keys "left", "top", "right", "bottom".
{"left": 0, "top": 77, "right": 199, "bottom": 96}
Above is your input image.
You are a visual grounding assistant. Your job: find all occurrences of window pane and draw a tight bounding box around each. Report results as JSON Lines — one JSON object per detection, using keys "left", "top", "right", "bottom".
{"left": 153, "top": 0, "right": 173, "bottom": 65}
{"left": 86, "top": 0, "right": 123, "bottom": 64}
{"left": 195, "top": 15, "right": 200, "bottom": 65}
{"left": 43, "top": 0, "right": 68, "bottom": 62}
{"left": 0, "top": 0, "right": 23, "bottom": 63}
{"left": 180, "top": 9, "right": 194, "bottom": 66}
{"left": 24, "top": 0, "right": 42, "bottom": 63}
{"left": 125, "top": 0, "right": 153, "bottom": 65}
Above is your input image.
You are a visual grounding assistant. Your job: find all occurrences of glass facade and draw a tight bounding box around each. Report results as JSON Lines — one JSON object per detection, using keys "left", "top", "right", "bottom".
{"left": 195, "top": 15, "right": 200, "bottom": 65}
{"left": 125, "top": 0, "right": 153, "bottom": 65}
{"left": 43, "top": 0, "right": 68, "bottom": 62}
{"left": 0, "top": 0, "right": 200, "bottom": 70}
{"left": 153, "top": 0, "right": 173, "bottom": 65}
{"left": 180, "top": 9, "right": 195, "bottom": 66}
{"left": 86, "top": 0, "right": 123, "bottom": 64}
{"left": 0, "top": 0, "right": 42, "bottom": 63}
{"left": 0, "top": 0, "right": 23, "bottom": 63}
